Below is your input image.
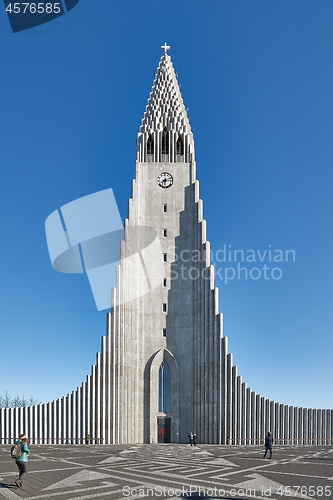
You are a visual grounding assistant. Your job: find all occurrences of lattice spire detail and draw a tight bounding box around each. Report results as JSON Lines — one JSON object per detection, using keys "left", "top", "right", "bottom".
{"left": 137, "top": 52, "right": 194, "bottom": 163}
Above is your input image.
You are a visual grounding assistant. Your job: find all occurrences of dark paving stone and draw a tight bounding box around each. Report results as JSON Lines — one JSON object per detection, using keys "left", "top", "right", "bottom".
{"left": 0, "top": 445, "right": 332, "bottom": 499}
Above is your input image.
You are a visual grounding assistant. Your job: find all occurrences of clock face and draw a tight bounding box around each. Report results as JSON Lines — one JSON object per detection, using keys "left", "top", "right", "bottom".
{"left": 157, "top": 172, "right": 173, "bottom": 188}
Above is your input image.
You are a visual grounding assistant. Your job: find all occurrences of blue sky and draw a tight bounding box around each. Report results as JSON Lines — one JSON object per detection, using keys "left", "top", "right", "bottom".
{"left": 0, "top": 0, "right": 333, "bottom": 409}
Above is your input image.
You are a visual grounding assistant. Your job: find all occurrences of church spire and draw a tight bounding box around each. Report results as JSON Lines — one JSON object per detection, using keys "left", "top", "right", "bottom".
{"left": 137, "top": 45, "right": 194, "bottom": 163}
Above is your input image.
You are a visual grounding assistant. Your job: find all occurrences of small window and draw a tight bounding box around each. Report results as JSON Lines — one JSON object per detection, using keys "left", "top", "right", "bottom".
{"left": 159, "top": 359, "right": 170, "bottom": 412}
{"left": 163, "top": 278, "right": 167, "bottom": 287}
{"left": 162, "top": 328, "right": 167, "bottom": 337}
{"left": 163, "top": 229, "right": 167, "bottom": 238}
{"left": 163, "top": 204, "right": 167, "bottom": 213}
{"left": 161, "top": 127, "right": 169, "bottom": 155}
{"left": 176, "top": 134, "right": 184, "bottom": 156}
{"left": 147, "top": 134, "right": 154, "bottom": 155}
{"left": 163, "top": 253, "right": 167, "bottom": 262}
{"left": 163, "top": 303, "right": 167, "bottom": 312}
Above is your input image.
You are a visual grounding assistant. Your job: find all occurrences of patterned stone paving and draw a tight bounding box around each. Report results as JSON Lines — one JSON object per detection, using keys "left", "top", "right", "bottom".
{"left": 0, "top": 444, "right": 333, "bottom": 500}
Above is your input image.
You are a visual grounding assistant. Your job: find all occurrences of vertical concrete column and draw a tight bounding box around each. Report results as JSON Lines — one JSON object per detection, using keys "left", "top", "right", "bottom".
{"left": 214, "top": 313, "right": 223, "bottom": 444}
{"left": 284, "top": 406, "right": 289, "bottom": 444}
{"left": 317, "top": 409, "right": 322, "bottom": 444}
{"left": 302, "top": 408, "right": 307, "bottom": 443}
{"left": 279, "top": 405, "right": 284, "bottom": 444}
{"left": 251, "top": 392, "right": 256, "bottom": 444}
{"left": 13, "top": 407, "right": 18, "bottom": 441}
{"left": 241, "top": 382, "right": 246, "bottom": 444}
{"left": 91, "top": 367, "right": 96, "bottom": 443}
{"left": 54, "top": 400, "right": 59, "bottom": 444}
{"left": 33, "top": 405, "right": 38, "bottom": 444}
{"left": 38, "top": 405, "right": 43, "bottom": 443}
{"left": 86, "top": 375, "right": 91, "bottom": 443}
{"left": 246, "top": 387, "right": 251, "bottom": 444}
{"left": 81, "top": 382, "right": 87, "bottom": 443}
{"left": 68, "top": 395, "right": 72, "bottom": 443}
{"left": 308, "top": 409, "right": 313, "bottom": 443}
{"left": 0, "top": 409, "right": 3, "bottom": 443}
{"left": 312, "top": 409, "right": 317, "bottom": 443}
{"left": 255, "top": 395, "right": 261, "bottom": 445}
{"left": 72, "top": 392, "right": 76, "bottom": 444}
{"left": 297, "top": 408, "right": 302, "bottom": 444}
{"left": 101, "top": 337, "right": 107, "bottom": 445}
{"left": 62, "top": 397, "right": 67, "bottom": 444}
{"left": 260, "top": 397, "right": 265, "bottom": 440}
{"left": 95, "top": 353, "right": 101, "bottom": 443}
{"left": 326, "top": 410, "right": 331, "bottom": 445}
{"left": 226, "top": 353, "right": 232, "bottom": 444}
{"left": 220, "top": 337, "right": 228, "bottom": 444}
{"left": 46, "top": 403, "right": 50, "bottom": 444}
{"left": 269, "top": 401, "right": 275, "bottom": 438}
{"left": 22, "top": 406, "right": 26, "bottom": 440}
{"left": 295, "top": 407, "right": 299, "bottom": 443}
{"left": 231, "top": 365, "right": 237, "bottom": 444}
{"left": 274, "top": 403, "right": 280, "bottom": 442}
{"left": 236, "top": 375, "right": 242, "bottom": 444}
{"left": 264, "top": 399, "right": 271, "bottom": 435}
{"left": 5, "top": 408, "right": 10, "bottom": 444}
{"left": 23, "top": 406, "right": 28, "bottom": 439}
{"left": 76, "top": 388, "right": 80, "bottom": 443}
{"left": 288, "top": 407, "right": 293, "bottom": 443}
{"left": 322, "top": 410, "right": 326, "bottom": 444}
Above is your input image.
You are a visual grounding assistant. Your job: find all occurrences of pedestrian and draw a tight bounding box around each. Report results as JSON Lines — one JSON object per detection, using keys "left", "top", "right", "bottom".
{"left": 193, "top": 433, "right": 197, "bottom": 445}
{"left": 263, "top": 431, "right": 273, "bottom": 459}
{"left": 14, "top": 434, "right": 30, "bottom": 488}
{"left": 188, "top": 432, "right": 194, "bottom": 446}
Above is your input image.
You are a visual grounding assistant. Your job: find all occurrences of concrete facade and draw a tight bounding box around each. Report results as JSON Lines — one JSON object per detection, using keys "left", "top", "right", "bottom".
{"left": 1, "top": 50, "right": 332, "bottom": 445}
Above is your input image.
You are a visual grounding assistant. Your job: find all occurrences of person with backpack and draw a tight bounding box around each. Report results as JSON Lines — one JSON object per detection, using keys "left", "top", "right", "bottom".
{"left": 13, "top": 434, "right": 30, "bottom": 488}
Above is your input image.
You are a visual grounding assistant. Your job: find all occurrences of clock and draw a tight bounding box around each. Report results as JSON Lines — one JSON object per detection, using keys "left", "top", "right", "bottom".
{"left": 157, "top": 172, "right": 173, "bottom": 188}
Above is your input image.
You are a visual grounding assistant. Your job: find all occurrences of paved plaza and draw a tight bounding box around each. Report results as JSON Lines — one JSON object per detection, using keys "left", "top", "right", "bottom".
{"left": 0, "top": 444, "right": 332, "bottom": 500}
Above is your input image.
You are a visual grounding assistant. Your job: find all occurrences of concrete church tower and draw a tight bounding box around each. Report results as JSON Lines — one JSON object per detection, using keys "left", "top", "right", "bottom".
{"left": 1, "top": 46, "right": 332, "bottom": 446}
{"left": 109, "top": 44, "right": 223, "bottom": 444}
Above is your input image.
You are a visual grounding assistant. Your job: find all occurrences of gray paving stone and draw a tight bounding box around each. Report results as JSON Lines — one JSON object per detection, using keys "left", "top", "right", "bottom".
{"left": 0, "top": 445, "right": 333, "bottom": 500}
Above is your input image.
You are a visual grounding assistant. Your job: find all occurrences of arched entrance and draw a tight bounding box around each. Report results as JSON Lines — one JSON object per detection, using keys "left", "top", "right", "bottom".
{"left": 144, "top": 348, "right": 179, "bottom": 443}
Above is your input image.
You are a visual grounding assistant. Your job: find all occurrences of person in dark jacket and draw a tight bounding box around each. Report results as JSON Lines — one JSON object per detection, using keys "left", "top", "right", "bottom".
{"left": 15, "top": 434, "right": 30, "bottom": 488}
{"left": 264, "top": 431, "right": 273, "bottom": 458}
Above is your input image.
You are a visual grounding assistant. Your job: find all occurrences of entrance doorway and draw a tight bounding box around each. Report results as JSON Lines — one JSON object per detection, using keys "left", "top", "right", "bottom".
{"left": 157, "top": 417, "right": 171, "bottom": 443}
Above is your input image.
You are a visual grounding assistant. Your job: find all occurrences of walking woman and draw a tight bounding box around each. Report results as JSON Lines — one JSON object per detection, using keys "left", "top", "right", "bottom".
{"left": 15, "top": 434, "right": 30, "bottom": 488}
{"left": 263, "top": 431, "right": 273, "bottom": 459}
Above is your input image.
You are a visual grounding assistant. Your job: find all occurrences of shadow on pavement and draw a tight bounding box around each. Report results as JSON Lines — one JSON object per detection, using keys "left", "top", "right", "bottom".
{"left": 0, "top": 482, "right": 17, "bottom": 489}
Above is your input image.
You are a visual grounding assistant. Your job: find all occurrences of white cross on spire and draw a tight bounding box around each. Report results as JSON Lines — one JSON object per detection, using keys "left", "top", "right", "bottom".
{"left": 161, "top": 42, "right": 170, "bottom": 54}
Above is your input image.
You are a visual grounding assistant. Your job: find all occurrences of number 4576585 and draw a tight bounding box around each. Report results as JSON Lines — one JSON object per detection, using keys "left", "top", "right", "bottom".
{"left": 6, "top": 3, "right": 61, "bottom": 14}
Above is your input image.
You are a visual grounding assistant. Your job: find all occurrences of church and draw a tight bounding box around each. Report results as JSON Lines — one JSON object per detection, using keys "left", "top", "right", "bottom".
{"left": 0, "top": 46, "right": 332, "bottom": 445}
